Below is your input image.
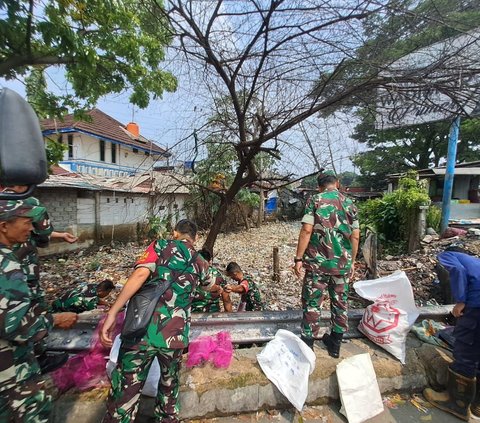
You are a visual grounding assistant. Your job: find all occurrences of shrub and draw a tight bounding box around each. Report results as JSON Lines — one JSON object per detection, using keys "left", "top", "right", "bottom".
{"left": 427, "top": 205, "right": 441, "bottom": 232}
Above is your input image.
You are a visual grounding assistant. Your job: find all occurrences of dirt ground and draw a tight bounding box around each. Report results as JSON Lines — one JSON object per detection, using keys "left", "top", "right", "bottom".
{"left": 39, "top": 221, "right": 480, "bottom": 309}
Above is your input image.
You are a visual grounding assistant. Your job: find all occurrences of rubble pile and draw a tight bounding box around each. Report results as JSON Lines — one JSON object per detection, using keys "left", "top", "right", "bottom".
{"left": 39, "top": 222, "right": 480, "bottom": 309}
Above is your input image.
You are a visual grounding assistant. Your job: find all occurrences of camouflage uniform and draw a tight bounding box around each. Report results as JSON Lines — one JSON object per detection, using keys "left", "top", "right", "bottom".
{"left": 51, "top": 283, "right": 99, "bottom": 313}
{"left": 301, "top": 188, "right": 358, "bottom": 339}
{"left": 238, "top": 275, "right": 265, "bottom": 312}
{"left": 0, "top": 200, "right": 53, "bottom": 422}
{"left": 13, "top": 197, "right": 53, "bottom": 358}
{"left": 191, "top": 267, "right": 227, "bottom": 313}
{"left": 104, "top": 239, "right": 212, "bottom": 423}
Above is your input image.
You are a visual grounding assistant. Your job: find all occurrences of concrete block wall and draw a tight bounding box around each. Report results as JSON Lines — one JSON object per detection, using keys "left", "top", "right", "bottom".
{"left": 35, "top": 188, "right": 78, "bottom": 231}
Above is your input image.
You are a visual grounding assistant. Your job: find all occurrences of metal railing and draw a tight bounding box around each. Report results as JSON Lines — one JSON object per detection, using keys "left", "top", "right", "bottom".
{"left": 45, "top": 305, "right": 454, "bottom": 352}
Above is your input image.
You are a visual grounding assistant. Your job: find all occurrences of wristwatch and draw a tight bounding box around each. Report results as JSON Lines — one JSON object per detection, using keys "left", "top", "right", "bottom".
{"left": 294, "top": 257, "right": 303, "bottom": 263}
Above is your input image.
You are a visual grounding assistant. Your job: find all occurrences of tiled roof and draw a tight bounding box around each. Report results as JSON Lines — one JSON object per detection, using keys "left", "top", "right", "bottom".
{"left": 41, "top": 108, "right": 170, "bottom": 156}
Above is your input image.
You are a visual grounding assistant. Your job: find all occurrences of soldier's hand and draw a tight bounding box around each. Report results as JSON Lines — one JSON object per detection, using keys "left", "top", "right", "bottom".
{"left": 100, "top": 312, "right": 117, "bottom": 348}
{"left": 293, "top": 261, "right": 303, "bottom": 278}
{"left": 452, "top": 302, "right": 465, "bottom": 318}
{"left": 53, "top": 312, "right": 78, "bottom": 329}
{"left": 62, "top": 232, "right": 78, "bottom": 243}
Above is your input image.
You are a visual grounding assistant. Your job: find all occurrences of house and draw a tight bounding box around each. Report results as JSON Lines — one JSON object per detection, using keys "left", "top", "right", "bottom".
{"left": 35, "top": 169, "right": 190, "bottom": 255}
{"left": 41, "top": 109, "right": 170, "bottom": 177}
{"left": 35, "top": 110, "right": 192, "bottom": 254}
{"left": 387, "top": 161, "right": 480, "bottom": 223}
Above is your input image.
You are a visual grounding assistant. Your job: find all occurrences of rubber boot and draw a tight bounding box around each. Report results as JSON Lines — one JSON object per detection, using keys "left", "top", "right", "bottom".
{"left": 423, "top": 367, "right": 476, "bottom": 421}
{"left": 471, "top": 378, "right": 480, "bottom": 420}
{"left": 322, "top": 331, "right": 343, "bottom": 358}
{"left": 301, "top": 335, "right": 314, "bottom": 350}
{"left": 38, "top": 351, "right": 69, "bottom": 374}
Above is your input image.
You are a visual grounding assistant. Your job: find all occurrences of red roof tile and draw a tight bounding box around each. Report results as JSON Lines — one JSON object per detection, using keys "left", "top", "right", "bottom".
{"left": 41, "top": 109, "right": 169, "bottom": 156}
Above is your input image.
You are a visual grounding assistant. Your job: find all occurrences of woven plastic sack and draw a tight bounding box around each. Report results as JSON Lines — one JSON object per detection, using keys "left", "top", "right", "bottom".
{"left": 354, "top": 271, "right": 419, "bottom": 364}
{"left": 257, "top": 329, "right": 316, "bottom": 411}
{"left": 337, "top": 353, "right": 384, "bottom": 423}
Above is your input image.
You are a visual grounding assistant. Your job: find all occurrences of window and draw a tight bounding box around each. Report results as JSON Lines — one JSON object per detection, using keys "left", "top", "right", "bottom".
{"left": 124, "top": 198, "right": 127, "bottom": 203}
{"left": 107, "top": 198, "right": 110, "bottom": 203}
{"left": 111, "top": 143, "right": 117, "bottom": 163}
{"left": 145, "top": 151, "right": 150, "bottom": 156}
{"left": 68, "top": 134, "right": 74, "bottom": 159}
{"left": 100, "top": 140, "right": 105, "bottom": 162}
{"left": 116, "top": 198, "right": 119, "bottom": 203}
{"left": 132, "top": 148, "right": 138, "bottom": 153}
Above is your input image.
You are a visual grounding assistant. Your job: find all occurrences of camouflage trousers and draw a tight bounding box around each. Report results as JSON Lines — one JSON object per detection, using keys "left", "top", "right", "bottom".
{"left": 103, "top": 343, "right": 183, "bottom": 423}
{"left": 0, "top": 376, "right": 51, "bottom": 423}
{"left": 301, "top": 273, "right": 349, "bottom": 339}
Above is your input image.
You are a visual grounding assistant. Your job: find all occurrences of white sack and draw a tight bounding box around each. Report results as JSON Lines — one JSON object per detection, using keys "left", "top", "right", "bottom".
{"left": 336, "top": 353, "right": 384, "bottom": 423}
{"left": 257, "top": 329, "right": 316, "bottom": 411}
{"left": 353, "top": 270, "right": 419, "bottom": 364}
{"left": 107, "top": 334, "right": 160, "bottom": 397}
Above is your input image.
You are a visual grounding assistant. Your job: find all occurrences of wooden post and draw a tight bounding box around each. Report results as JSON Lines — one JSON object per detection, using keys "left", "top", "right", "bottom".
{"left": 94, "top": 191, "right": 101, "bottom": 242}
{"left": 257, "top": 189, "right": 264, "bottom": 227}
{"left": 273, "top": 246, "right": 280, "bottom": 282}
{"left": 362, "top": 231, "right": 378, "bottom": 279}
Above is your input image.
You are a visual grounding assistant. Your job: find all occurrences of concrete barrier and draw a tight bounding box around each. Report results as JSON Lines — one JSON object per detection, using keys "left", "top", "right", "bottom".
{"left": 50, "top": 335, "right": 453, "bottom": 422}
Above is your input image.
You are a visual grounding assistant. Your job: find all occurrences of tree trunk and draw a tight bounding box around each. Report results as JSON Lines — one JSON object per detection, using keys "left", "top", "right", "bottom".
{"left": 257, "top": 188, "right": 264, "bottom": 227}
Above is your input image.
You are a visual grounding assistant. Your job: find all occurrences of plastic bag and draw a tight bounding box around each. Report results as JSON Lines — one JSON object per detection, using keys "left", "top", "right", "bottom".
{"left": 107, "top": 334, "right": 160, "bottom": 397}
{"left": 337, "top": 353, "right": 384, "bottom": 423}
{"left": 185, "top": 332, "right": 233, "bottom": 369}
{"left": 353, "top": 271, "right": 419, "bottom": 364}
{"left": 257, "top": 329, "right": 316, "bottom": 411}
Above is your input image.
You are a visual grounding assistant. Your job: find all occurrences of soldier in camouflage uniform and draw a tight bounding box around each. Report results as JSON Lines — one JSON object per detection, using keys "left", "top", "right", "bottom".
{"left": 294, "top": 170, "right": 360, "bottom": 358}
{"left": 192, "top": 249, "right": 232, "bottom": 313}
{"left": 51, "top": 279, "right": 115, "bottom": 313}
{"left": 4, "top": 192, "right": 78, "bottom": 373}
{"left": 0, "top": 199, "right": 77, "bottom": 422}
{"left": 225, "top": 262, "right": 265, "bottom": 311}
{"left": 100, "top": 219, "right": 214, "bottom": 423}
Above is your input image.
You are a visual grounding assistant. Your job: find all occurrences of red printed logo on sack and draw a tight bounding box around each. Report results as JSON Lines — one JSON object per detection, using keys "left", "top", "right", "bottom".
{"left": 361, "top": 301, "right": 400, "bottom": 334}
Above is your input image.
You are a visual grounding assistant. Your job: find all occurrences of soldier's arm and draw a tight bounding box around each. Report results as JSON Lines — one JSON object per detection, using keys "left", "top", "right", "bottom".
{"left": 351, "top": 229, "right": 360, "bottom": 263}
{"left": 0, "top": 270, "right": 53, "bottom": 343}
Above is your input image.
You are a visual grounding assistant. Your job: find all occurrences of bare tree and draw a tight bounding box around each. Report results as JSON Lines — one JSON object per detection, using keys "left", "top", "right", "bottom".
{"left": 144, "top": 0, "right": 480, "bottom": 251}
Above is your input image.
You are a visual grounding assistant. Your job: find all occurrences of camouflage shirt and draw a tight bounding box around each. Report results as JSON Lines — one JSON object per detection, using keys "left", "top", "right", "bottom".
{"left": 302, "top": 188, "right": 359, "bottom": 276}
{"left": 13, "top": 197, "right": 52, "bottom": 316}
{"left": 239, "top": 275, "right": 265, "bottom": 311}
{"left": 133, "top": 239, "right": 211, "bottom": 350}
{"left": 0, "top": 245, "right": 53, "bottom": 393}
{"left": 51, "top": 283, "right": 98, "bottom": 313}
{"left": 191, "top": 267, "right": 227, "bottom": 313}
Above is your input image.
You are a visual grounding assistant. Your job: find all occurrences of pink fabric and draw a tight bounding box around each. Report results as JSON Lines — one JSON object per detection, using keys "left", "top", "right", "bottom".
{"left": 52, "top": 312, "right": 124, "bottom": 393}
{"left": 186, "top": 331, "right": 233, "bottom": 369}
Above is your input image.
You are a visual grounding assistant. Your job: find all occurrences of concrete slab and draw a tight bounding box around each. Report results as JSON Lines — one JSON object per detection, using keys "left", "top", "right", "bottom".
{"left": 50, "top": 335, "right": 454, "bottom": 422}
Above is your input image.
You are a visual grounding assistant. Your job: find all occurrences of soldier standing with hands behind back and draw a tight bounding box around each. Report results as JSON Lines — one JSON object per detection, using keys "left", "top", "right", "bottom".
{"left": 294, "top": 170, "right": 360, "bottom": 357}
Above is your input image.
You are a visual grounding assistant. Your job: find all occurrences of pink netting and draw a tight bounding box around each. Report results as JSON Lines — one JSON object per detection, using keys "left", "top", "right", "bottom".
{"left": 186, "top": 331, "right": 233, "bottom": 369}
{"left": 52, "top": 312, "right": 124, "bottom": 393}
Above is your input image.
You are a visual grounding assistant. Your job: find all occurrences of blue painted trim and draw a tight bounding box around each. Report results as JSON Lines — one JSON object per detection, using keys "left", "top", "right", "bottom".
{"left": 43, "top": 128, "right": 169, "bottom": 157}
{"left": 440, "top": 116, "right": 461, "bottom": 234}
{"left": 60, "top": 160, "right": 139, "bottom": 175}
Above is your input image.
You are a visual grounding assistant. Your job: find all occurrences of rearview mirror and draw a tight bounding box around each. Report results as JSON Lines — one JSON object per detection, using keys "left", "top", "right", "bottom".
{"left": 0, "top": 88, "right": 47, "bottom": 199}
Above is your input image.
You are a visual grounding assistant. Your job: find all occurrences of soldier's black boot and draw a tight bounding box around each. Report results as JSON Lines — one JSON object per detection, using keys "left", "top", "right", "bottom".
{"left": 301, "top": 335, "right": 314, "bottom": 350}
{"left": 470, "top": 377, "right": 480, "bottom": 420}
{"left": 38, "top": 351, "right": 69, "bottom": 374}
{"left": 322, "top": 331, "right": 343, "bottom": 358}
{"left": 424, "top": 367, "right": 476, "bottom": 421}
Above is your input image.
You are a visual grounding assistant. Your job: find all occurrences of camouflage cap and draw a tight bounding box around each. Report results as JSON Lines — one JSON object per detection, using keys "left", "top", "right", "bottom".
{"left": 0, "top": 199, "right": 45, "bottom": 221}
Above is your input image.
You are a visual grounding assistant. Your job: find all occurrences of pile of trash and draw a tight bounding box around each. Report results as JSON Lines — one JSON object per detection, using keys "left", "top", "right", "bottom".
{"left": 39, "top": 222, "right": 480, "bottom": 310}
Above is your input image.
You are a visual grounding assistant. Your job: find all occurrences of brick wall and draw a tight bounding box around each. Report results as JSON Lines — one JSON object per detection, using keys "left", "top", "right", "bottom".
{"left": 35, "top": 187, "right": 78, "bottom": 231}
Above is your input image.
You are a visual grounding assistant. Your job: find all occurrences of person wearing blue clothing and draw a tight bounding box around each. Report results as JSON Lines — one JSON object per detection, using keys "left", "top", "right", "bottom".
{"left": 424, "top": 250, "right": 480, "bottom": 421}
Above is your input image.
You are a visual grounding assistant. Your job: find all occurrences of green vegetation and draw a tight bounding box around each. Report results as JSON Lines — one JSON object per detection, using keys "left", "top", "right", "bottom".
{"left": 1, "top": 0, "right": 175, "bottom": 117}
{"left": 359, "top": 172, "right": 431, "bottom": 253}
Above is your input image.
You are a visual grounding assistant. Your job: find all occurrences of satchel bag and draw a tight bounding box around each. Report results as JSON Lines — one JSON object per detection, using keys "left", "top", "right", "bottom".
{"left": 121, "top": 246, "right": 198, "bottom": 342}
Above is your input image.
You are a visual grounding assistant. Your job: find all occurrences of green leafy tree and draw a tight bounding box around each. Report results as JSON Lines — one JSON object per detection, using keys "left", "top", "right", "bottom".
{"left": 349, "top": 0, "right": 480, "bottom": 189}
{"left": 1, "top": 0, "right": 176, "bottom": 116}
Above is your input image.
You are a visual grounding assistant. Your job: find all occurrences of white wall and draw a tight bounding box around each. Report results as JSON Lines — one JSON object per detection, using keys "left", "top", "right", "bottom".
{"left": 55, "top": 133, "right": 161, "bottom": 176}
{"left": 100, "top": 193, "right": 151, "bottom": 225}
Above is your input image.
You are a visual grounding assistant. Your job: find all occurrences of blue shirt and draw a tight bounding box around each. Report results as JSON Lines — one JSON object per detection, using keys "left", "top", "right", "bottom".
{"left": 438, "top": 251, "right": 480, "bottom": 307}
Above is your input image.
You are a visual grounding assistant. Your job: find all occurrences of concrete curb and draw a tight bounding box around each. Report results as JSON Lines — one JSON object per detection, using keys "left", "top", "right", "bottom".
{"left": 50, "top": 335, "right": 453, "bottom": 422}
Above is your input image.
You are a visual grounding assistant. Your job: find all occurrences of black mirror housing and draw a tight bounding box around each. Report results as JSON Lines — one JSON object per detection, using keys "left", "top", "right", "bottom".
{"left": 0, "top": 88, "right": 48, "bottom": 198}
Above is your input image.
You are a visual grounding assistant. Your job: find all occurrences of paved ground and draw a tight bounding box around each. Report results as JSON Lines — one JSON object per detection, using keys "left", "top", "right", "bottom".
{"left": 189, "top": 402, "right": 462, "bottom": 422}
